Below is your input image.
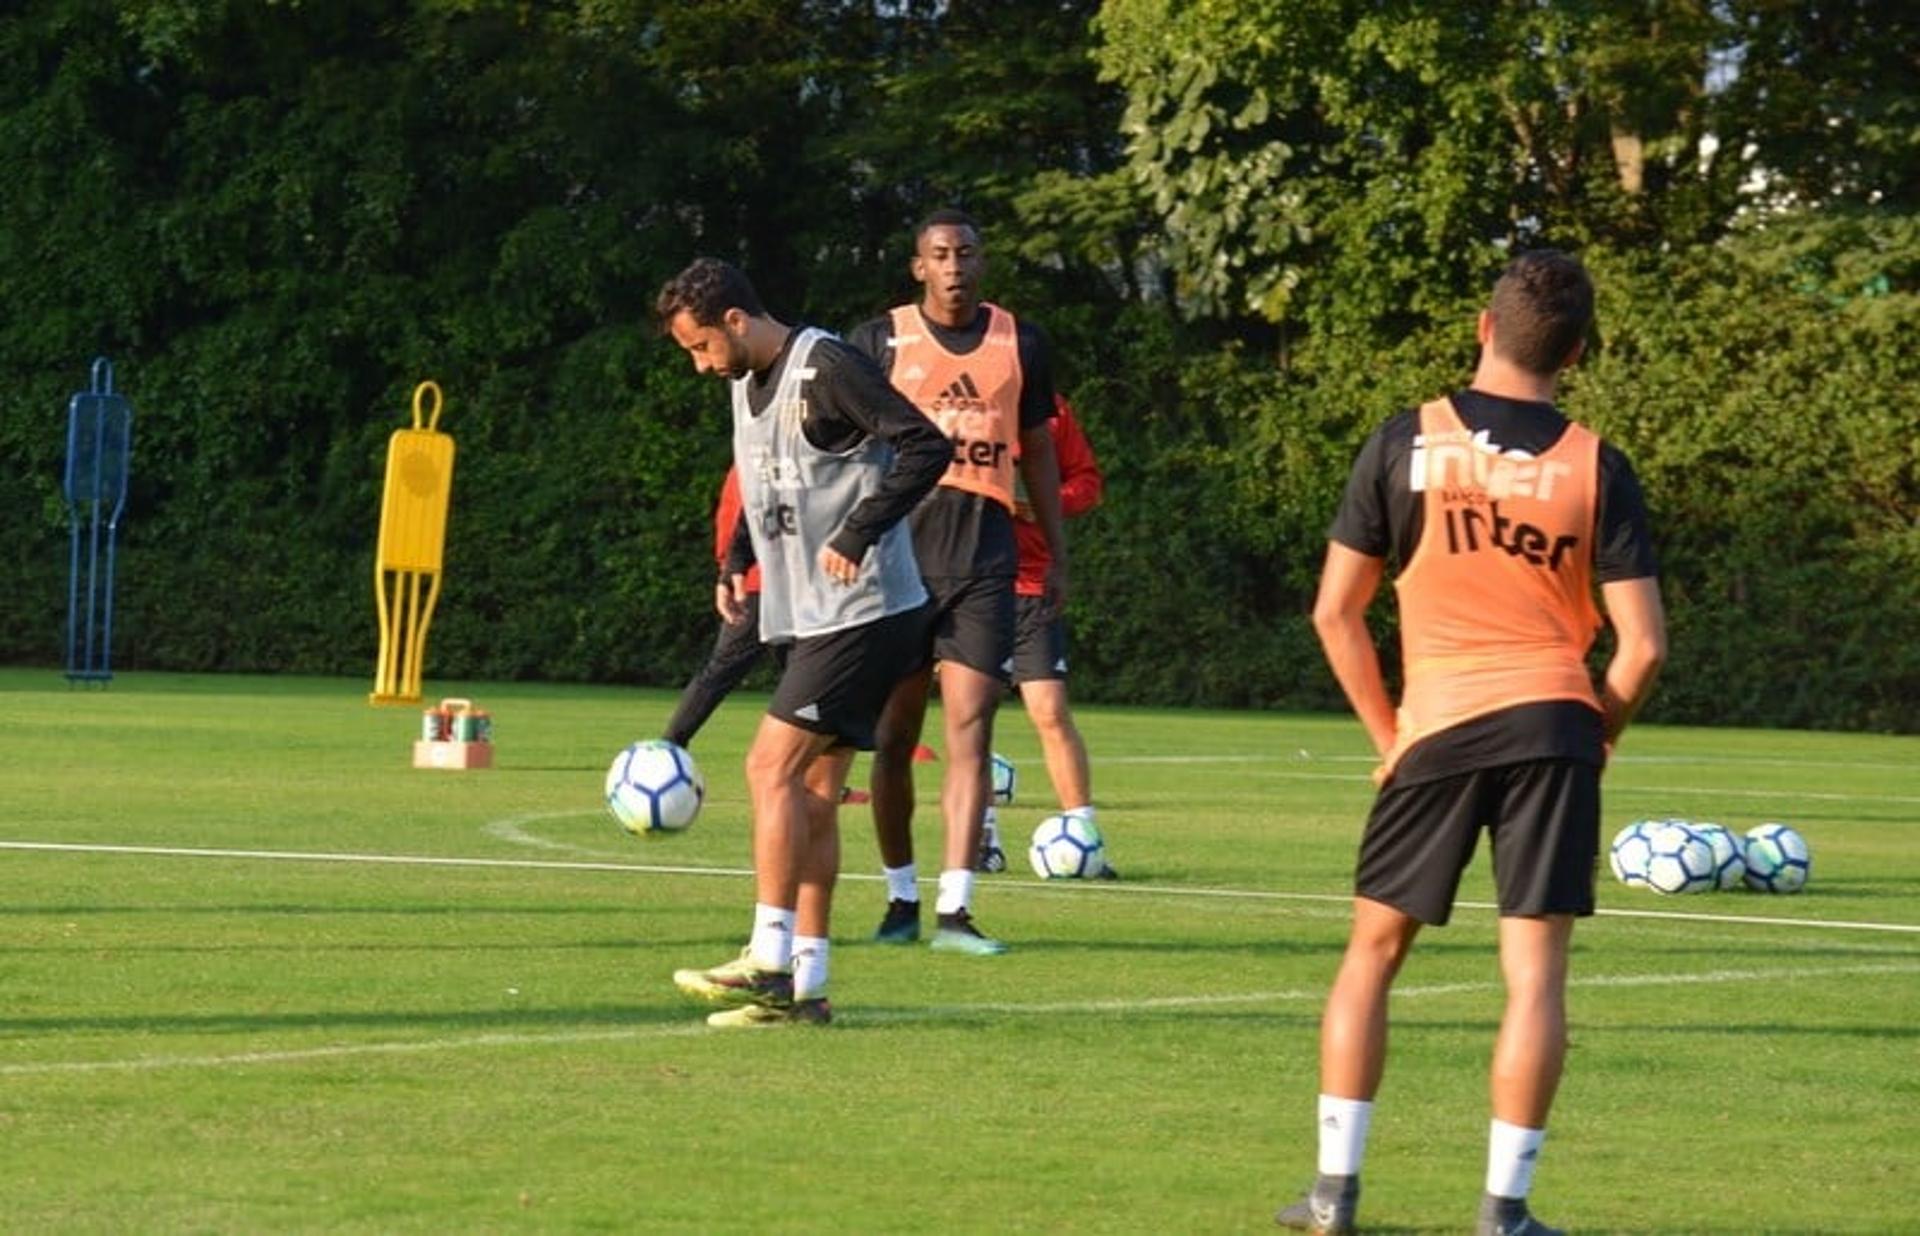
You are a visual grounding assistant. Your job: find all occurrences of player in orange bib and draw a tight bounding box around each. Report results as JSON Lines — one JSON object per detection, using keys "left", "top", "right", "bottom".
{"left": 1277, "top": 251, "right": 1667, "bottom": 1236}
{"left": 846, "top": 208, "right": 1069, "bottom": 955}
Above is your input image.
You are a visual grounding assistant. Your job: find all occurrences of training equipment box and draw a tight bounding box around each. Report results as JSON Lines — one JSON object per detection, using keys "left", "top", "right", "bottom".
{"left": 413, "top": 739, "right": 493, "bottom": 770}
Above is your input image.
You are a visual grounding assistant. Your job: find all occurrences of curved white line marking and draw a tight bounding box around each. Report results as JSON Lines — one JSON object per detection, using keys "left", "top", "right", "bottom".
{"left": 482, "top": 809, "right": 627, "bottom": 859}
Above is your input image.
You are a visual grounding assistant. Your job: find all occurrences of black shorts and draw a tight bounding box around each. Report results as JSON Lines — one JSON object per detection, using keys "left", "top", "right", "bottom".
{"left": 924, "top": 572, "right": 1016, "bottom": 682}
{"left": 1354, "top": 760, "right": 1600, "bottom": 925}
{"left": 767, "top": 602, "right": 933, "bottom": 751}
{"left": 1010, "top": 594, "right": 1069, "bottom": 685}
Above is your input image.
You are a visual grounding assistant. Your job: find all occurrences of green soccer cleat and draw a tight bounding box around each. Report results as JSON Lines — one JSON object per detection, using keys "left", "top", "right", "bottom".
{"left": 1275, "top": 1173, "right": 1358, "bottom": 1234}
{"left": 706, "top": 998, "right": 833, "bottom": 1028}
{"left": 930, "top": 910, "right": 1009, "bottom": 956}
{"left": 874, "top": 897, "right": 922, "bottom": 944}
{"left": 672, "top": 948, "right": 793, "bottom": 1007}
{"left": 1476, "top": 1194, "right": 1564, "bottom": 1236}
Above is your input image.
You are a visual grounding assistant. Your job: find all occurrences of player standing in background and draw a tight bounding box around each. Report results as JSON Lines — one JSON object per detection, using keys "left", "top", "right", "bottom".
{"left": 659, "top": 466, "right": 765, "bottom": 750}
{"left": 979, "top": 393, "right": 1112, "bottom": 876}
{"left": 655, "top": 257, "right": 947, "bottom": 1026}
{"left": 1277, "top": 250, "right": 1666, "bottom": 1234}
{"left": 847, "top": 208, "right": 1069, "bottom": 955}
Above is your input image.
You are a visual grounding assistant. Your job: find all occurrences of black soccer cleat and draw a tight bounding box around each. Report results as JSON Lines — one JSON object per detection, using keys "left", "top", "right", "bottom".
{"left": 1476, "top": 1193, "right": 1564, "bottom": 1236}
{"left": 873, "top": 897, "right": 922, "bottom": 944}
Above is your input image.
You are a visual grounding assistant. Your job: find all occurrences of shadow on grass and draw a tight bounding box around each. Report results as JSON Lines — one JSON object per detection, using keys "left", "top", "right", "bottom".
{"left": 0, "top": 937, "right": 710, "bottom": 957}
{"left": 1575, "top": 940, "right": 1920, "bottom": 961}
{"left": 840, "top": 1004, "right": 1324, "bottom": 1032}
{"left": 0, "top": 902, "right": 691, "bottom": 917}
{"left": 1739, "top": 882, "right": 1920, "bottom": 901}
{"left": 1571, "top": 1019, "right": 1920, "bottom": 1042}
{"left": 0, "top": 1001, "right": 691, "bottom": 1037}
{"left": 1380, "top": 1015, "right": 1920, "bottom": 1043}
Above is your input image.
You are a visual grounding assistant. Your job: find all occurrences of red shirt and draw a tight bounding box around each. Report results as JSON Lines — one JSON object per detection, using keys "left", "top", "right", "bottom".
{"left": 713, "top": 466, "right": 761, "bottom": 595}
{"left": 1014, "top": 396, "right": 1102, "bottom": 597}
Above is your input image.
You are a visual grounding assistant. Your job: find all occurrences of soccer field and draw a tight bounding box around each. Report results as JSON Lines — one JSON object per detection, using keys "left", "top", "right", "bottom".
{"left": 1, "top": 670, "right": 1915, "bottom": 1234}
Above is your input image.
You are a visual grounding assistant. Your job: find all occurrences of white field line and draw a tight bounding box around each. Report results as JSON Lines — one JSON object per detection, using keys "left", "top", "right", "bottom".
{"left": 3, "top": 959, "right": 1916, "bottom": 1078}
{"left": 483, "top": 813, "right": 608, "bottom": 857}
{"left": 5, "top": 837, "right": 1920, "bottom": 937}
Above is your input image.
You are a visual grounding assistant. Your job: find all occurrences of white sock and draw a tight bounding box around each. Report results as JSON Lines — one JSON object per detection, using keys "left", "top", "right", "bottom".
{"left": 791, "top": 935, "right": 829, "bottom": 1001}
{"left": 935, "top": 868, "right": 975, "bottom": 916}
{"left": 1316, "top": 1095, "right": 1374, "bottom": 1176}
{"left": 981, "top": 805, "right": 1000, "bottom": 841}
{"left": 748, "top": 904, "right": 795, "bottom": 971}
{"left": 883, "top": 863, "right": 919, "bottom": 903}
{"left": 1065, "top": 803, "right": 1096, "bottom": 824}
{"left": 1485, "top": 1119, "right": 1546, "bottom": 1199}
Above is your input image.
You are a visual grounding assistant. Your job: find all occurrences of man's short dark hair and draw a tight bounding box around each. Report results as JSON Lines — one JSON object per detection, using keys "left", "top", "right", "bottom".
{"left": 655, "top": 258, "right": 765, "bottom": 332}
{"left": 1488, "top": 249, "right": 1594, "bottom": 376}
{"left": 913, "top": 207, "right": 981, "bottom": 247}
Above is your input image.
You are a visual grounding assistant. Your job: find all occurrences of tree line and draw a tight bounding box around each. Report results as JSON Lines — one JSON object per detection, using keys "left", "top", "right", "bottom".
{"left": 1, "top": 0, "right": 1913, "bottom": 730}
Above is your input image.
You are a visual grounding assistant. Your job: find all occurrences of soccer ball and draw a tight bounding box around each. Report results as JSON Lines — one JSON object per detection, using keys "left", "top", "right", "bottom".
{"left": 1742, "top": 822, "right": 1811, "bottom": 893}
{"left": 1689, "top": 821, "right": 1748, "bottom": 891}
{"left": 604, "top": 740, "right": 704, "bottom": 835}
{"left": 990, "top": 752, "right": 1017, "bottom": 806}
{"left": 1608, "top": 819, "right": 1663, "bottom": 887}
{"left": 1029, "top": 813, "right": 1105, "bottom": 880}
{"left": 1643, "top": 823, "right": 1716, "bottom": 895}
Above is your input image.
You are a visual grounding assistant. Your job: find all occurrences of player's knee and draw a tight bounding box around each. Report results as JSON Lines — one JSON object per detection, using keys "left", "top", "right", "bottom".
{"left": 742, "top": 745, "right": 798, "bottom": 797}
{"left": 946, "top": 689, "right": 1002, "bottom": 743}
{"left": 1356, "top": 938, "right": 1412, "bottom": 977}
{"left": 1349, "top": 921, "right": 1419, "bottom": 972}
{"left": 1031, "top": 703, "right": 1075, "bottom": 739}
{"left": 869, "top": 728, "right": 917, "bottom": 767}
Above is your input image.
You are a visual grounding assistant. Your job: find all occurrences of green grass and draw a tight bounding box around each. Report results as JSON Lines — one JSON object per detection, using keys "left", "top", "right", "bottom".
{"left": 1, "top": 668, "right": 1916, "bottom": 1234}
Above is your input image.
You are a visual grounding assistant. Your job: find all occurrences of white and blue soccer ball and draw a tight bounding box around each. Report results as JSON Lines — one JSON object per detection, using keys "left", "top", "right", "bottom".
{"left": 990, "top": 752, "right": 1017, "bottom": 806}
{"left": 1608, "top": 819, "right": 1664, "bottom": 887}
{"left": 1643, "top": 822, "right": 1717, "bottom": 895}
{"left": 1029, "top": 812, "right": 1104, "bottom": 879}
{"left": 605, "top": 739, "right": 704, "bottom": 835}
{"left": 1742, "top": 822, "right": 1811, "bottom": 893}
{"left": 1689, "top": 821, "right": 1748, "bottom": 891}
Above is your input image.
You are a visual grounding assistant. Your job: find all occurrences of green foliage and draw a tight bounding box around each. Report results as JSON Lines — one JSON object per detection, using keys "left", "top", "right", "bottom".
{"left": 1094, "top": 0, "right": 1919, "bottom": 333}
{"left": 0, "top": 1, "right": 1911, "bottom": 732}
{"left": 1055, "top": 210, "right": 1920, "bottom": 729}
{"left": 1570, "top": 215, "right": 1920, "bottom": 729}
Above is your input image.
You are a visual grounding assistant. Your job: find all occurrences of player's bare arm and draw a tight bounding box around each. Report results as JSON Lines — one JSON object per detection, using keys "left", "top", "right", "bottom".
{"left": 1311, "top": 541, "right": 1396, "bottom": 758}
{"left": 1597, "top": 575, "right": 1667, "bottom": 743}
